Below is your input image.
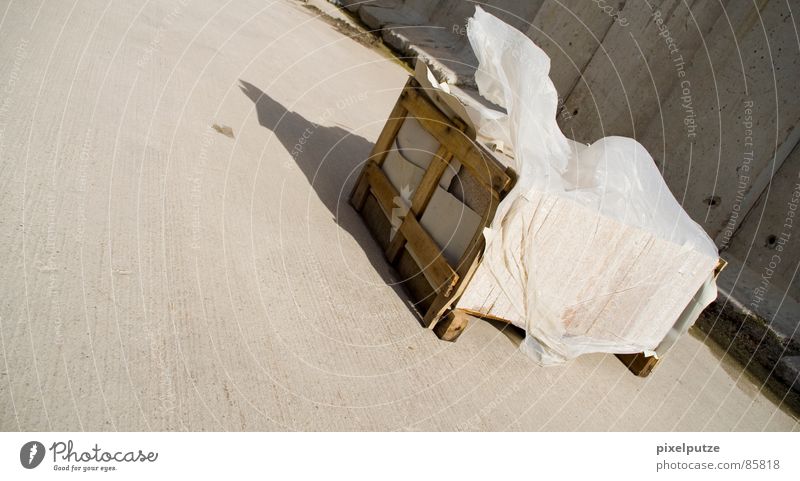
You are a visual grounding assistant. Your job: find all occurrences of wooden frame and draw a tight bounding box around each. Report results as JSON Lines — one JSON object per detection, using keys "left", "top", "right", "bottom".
{"left": 350, "top": 77, "right": 514, "bottom": 333}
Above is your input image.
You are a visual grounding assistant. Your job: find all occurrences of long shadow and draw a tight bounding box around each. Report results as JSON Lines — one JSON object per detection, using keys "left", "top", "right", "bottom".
{"left": 239, "top": 79, "right": 413, "bottom": 306}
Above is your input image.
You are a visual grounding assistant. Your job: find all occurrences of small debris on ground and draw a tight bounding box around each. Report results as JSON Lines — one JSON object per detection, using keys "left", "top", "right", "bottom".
{"left": 213, "top": 123, "right": 235, "bottom": 138}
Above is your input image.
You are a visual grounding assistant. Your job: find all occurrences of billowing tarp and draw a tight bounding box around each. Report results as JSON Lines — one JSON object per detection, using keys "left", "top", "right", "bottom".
{"left": 455, "top": 7, "right": 719, "bottom": 364}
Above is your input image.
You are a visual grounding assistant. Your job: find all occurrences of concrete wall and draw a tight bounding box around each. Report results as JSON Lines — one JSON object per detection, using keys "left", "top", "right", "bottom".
{"left": 726, "top": 142, "right": 800, "bottom": 301}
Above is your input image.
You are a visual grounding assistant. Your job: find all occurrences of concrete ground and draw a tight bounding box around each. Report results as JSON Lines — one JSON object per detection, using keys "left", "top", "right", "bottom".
{"left": 0, "top": 0, "right": 797, "bottom": 431}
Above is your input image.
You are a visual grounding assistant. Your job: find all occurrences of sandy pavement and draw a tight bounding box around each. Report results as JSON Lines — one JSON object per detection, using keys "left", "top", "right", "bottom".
{"left": 0, "top": 0, "right": 797, "bottom": 431}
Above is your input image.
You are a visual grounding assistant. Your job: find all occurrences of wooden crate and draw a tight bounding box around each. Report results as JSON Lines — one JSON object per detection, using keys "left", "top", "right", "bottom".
{"left": 350, "top": 76, "right": 725, "bottom": 377}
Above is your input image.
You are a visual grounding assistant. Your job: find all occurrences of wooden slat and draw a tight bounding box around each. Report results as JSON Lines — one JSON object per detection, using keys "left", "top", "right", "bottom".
{"left": 386, "top": 145, "right": 453, "bottom": 262}
{"left": 616, "top": 352, "right": 659, "bottom": 377}
{"left": 370, "top": 95, "right": 410, "bottom": 168}
{"left": 350, "top": 161, "right": 375, "bottom": 211}
{"left": 400, "top": 88, "right": 511, "bottom": 193}
{"left": 385, "top": 224, "right": 406, "bottom": 263}
{"left": 423, "top": 189, "right": 498, "bottom": 328}
{"left": 433, "top": 309, "right": 470, "bottom": 342}
{"left": 350, "top": 80, "right": 411, "bottom": 210}
{"left": 395, "top": 248, "right": 436, "bottom": 313}
{"left": 423, "top": 243, "right": 483, "bottom": 328}
{"left": 364, "top": 163, "right": 399, "bottom": 217}
{"left": 363, "top": 163, "right": 459, "bottom": 296}
{"left": 399, "top": 213, "right": 459, "bottom": 297}
{"left": 458, "top": 308, "right": 512, "bottom": 324}
{"left": 360, "top": 193, "right": 392, "bottom": 250}
{"left": 713, "top": 258, "right": 727, "bottom": 279}
{"left": 411, "top": 146, "right": 454, "bottom": 214}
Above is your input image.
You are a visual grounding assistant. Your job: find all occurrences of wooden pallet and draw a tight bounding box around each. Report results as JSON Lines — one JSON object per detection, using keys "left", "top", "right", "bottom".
{"left": 350, "top": 77, "right": 515, "bottom": 332}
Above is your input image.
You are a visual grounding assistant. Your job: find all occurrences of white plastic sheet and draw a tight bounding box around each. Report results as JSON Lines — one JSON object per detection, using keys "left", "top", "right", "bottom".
{"left": 457, "top": 7, "right": 719, "bottom": 364}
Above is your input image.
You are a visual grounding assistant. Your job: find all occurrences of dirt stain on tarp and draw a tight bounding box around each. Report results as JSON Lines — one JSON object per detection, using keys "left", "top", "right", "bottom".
{"left": 212, "top": 123, "right": 234, "bottom": 138}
